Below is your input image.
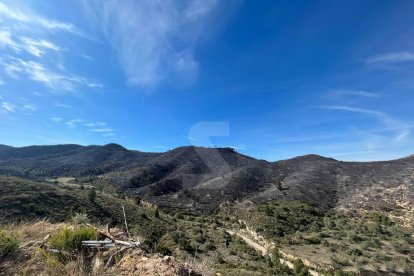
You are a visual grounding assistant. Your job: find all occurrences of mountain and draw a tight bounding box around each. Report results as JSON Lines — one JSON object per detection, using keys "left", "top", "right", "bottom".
{"left": 1, "top": 144, "right": 414, "bottom": 274}
{"left": 0, "top": 143, "right": 159, "bottom": 177}
{"left": 0, "top": 144, "right": 413, "bottom": 224}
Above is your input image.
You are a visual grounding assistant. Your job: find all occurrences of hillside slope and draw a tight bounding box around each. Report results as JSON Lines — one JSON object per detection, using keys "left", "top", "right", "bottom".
{"left": 0, "top": 144, "right": 159, "bottom": 177}
{"left": 0, "top": 144, "right": 413, "bottom": 222}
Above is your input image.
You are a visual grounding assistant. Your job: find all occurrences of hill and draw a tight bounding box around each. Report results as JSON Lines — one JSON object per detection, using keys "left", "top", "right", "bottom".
{"left": 1, "top": 144, "right": 414, "bottom": 275}
{"left": 0, "top": 144, "right": 413, "bottom": 224}
{"left": 0, "top": 144, "right": 159, "bottom": 177}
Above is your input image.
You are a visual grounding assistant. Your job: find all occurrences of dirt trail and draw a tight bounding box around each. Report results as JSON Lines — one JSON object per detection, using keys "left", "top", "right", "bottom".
{"left": 227, "top": 230, "right": 268, "bottom": 255}
{"left": 226, "top": 229, "right": 320, "bottom": 276}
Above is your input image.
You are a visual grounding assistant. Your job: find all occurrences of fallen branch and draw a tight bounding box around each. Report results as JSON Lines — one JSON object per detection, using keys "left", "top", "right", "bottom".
{"left": 83, "top": 224, "right": 140, "bottom": 249}
{"left": 121, "top": 203, "right": 130, "bottom": 238}
{"left": 105, "top": 247, "right": 128, "bottom": 268}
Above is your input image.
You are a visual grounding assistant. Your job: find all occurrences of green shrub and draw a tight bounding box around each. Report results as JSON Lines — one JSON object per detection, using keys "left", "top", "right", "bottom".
{"left": 293, "top": 258, "right": 309, "bottom": 275}
{"left": 87, "top": 189, "right": 96, "bottom": 202}
{"left": 71, "top": 212, "right": 89, "bottom": 225}
{"left": 49, "top": 227, "right": 98, "bottom": 253}
{"left": 200, "top": 241, "right": 214, "bottom": 251}
{"left": 0, "top": 230, "right": 19, "bottom": 258}
{"left": 155, "top": 244, "right": 172, "bottom": 256}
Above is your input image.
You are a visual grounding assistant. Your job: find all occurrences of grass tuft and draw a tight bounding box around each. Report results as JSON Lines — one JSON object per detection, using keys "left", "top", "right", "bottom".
{"left": 49, "top": 226, "right": 98, "bottom": 253}
{"left": 0, "top": 229, "right": 19, "bottom": 259}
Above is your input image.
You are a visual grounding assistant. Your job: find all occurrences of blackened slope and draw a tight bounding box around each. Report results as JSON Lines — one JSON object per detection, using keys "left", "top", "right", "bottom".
{"left": 250, "top": 155, "right": 414, "bottom": 218}
{"left": 99, "top": 146, "right": 276, "bottom": 213}
{"left": 0, "top": 143, "right": 160, "bottom": 177}
{"left": 101, "top": 150, "right": 414, "bottom": 217}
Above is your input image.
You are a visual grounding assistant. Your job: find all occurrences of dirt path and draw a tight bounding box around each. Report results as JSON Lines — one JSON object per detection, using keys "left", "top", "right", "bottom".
{"left": 226, "top": 229, "right": 320, "bottom": 276}
{"left": 226, "top": 230, "right": 268, "bottom": 256}
{"left": 227, "top": 230, "right": 268, "bottom": 255}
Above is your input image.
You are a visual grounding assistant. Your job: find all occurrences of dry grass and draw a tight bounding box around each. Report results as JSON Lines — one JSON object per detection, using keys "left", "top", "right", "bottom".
{"left": 0, "top": 220, "right": 201, "bottom": 276}
{"left": 2, "top": 219, "right": 65, "bottom": 243}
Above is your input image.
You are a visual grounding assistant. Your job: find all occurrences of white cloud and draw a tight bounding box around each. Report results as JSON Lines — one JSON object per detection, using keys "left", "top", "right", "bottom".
{"left": 394, "top": 129, "right": 410, "bottom": 143}
{"left": 81, "top": 54, "right": 93, "bottom": 61}
{"left": 0, "top": 30, "right": 60, "bottom": 57}
{"left": 0, "top": 101, "right": 16, "bottom": 113}
{"left": 0, "top": 2, "right": 79, "bottom": 34}
{"left": 320, "top": 105, "right": 411, "bottom": 148}
{"left": 20, "top": 37, "right": 60, "bottom": 57}
{"left": 21, "top": 104, "right": 36, "bottom": 111}
{"left": 53, "top": 103, "right": 72, "bottom": 108}
{"left": 0, "top": 2, "right": 101, "bottom": 93}
{"left": 321, "top": 106, "right": 393, "bottom": 124}
{"left": 329, "top": 89, "right": 379, "bottom": 98}
{"left": 84, "top": 121, "right": 106, "bottom": 127}
{"left": 66, "top": 119, "right": 83, "bottom": 128}
{"left": 0, "top": 29, "right": 21, "bottom": 52}
{"left": 81, "top": 0, "right": 220, "bottom": 87}
{"left": 88, "top": 82, "right": 104, "bottom": 89}
{"left": 366, "top": 52, "right": 414, "bottom": 64}
{"left": 183, "top": 135, "right": 197, "bottom": 141}
{"left": 2, "top": 57, "right": 103, "bottom": 91}
{"left": 51, "top": 116, "right": 63, "bottom": 123}
{"left": 89, "top": 125, "right": 115, "bottom": 137}
{"left": 91, "top": 128, "right": 113, "bottom": 133}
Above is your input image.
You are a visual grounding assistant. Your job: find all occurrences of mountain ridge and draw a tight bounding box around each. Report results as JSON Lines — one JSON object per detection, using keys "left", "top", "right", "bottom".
{"left": 2, "top": 143, "right": 414, "bottom": 162}
{"left": 0, "top": 143, "right": 413, "bottom": 223}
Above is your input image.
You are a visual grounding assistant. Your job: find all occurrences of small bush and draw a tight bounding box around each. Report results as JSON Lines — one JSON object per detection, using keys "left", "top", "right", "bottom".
{"left": 293, "top": 258, "right": 309, "bottom": 275}
{"left": 155, "top": 244, "right": 172, "bottom": 256}
{"left": 0, "top": 230, "right": 19, "bottom": 258}
{"left": 49, "top": 227, "right": 98, "bottom": 253}
{"left": 87, "top": 189, "right": 96, "bottom": 202}
{"left": 71, "top": 212, "right": 89, "bottom": 225}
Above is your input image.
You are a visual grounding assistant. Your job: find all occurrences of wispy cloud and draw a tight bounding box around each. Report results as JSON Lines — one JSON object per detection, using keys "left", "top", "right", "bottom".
{"left": 2, "top": 57, "right": 103, "bottom": 91}
{"left": 328, "top": 89, "right": 379, "bottom": 98}
{"left": 0, "top": 30, "right": 61, "bottom": 57}
{"left": 81, "top": 0, "right": 221, "bottom": 87}
{"left": 66, "top": 119, "right": 83, "bottom": 128}
{"left": 0, "top": 101, "right": 16, "bottom": 113}
{"left": 53, "top": 103, "right": 72, "bottom": 108}
{"left": 21, "top": 104, "right": 36, "bottom": 111}
{"left": 89, "top": 126, "right": 115, "bottom": 137}
{"left": 394, "top": 129, "right": 410, "bottom": 143}
{"left": 84, "top": 122, "right": 105, "bottom": 127}
{"left": 0, "top": 78, "right": 4, "bottom": 86}
{"left": 0, "top": 29, "right": 21, "bottom": 52}
{"left": 321, "top": 106, "right": 390, "bottom": 121}
{"left": 183, "top": 135, "right": 197, "bottom": 141}
{"left": 366, "top": 51, "right": 414, "bottom": 64}
{"left": 80, "top": 54, "right": 93, "bottom": 61}
{"left": 20, "top": 37, "right": 60, "bottom": 57}
{"left": 51, "top": 116, "right": 63, "bottom": 123}
{"left": 90, "top": 127, "right": 113, "bottom": 133}
{"left": 0, "top": 2, "right": 102, "bottom": 93}
{"left": 320, "top": 105, "right": 411, "bottom": 145}
{"left": 0, "top": 1, "right": 79, "bottom": 35}
{"left": 62, "top": 118, "right": 115, "bottom": 137}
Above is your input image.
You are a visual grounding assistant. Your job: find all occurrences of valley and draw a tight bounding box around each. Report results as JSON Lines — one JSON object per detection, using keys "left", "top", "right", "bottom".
{"left": 0, "top": 144, "right": 413, "bottom": 275}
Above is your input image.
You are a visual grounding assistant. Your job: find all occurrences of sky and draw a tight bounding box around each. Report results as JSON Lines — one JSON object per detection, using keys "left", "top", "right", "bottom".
{"left": 1, "top": 0, "right": 414, "bottom": 161}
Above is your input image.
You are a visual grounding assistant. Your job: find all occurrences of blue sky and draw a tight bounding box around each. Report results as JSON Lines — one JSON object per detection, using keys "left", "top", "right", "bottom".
{"left": 1, "top": 0, "right": 414, "bottom": 161}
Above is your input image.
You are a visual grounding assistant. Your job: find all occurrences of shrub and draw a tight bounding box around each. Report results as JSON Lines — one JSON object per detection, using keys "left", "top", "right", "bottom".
{"left": 195, "top": 233, "right": 206, "bottom": 243}
{"left": 71, "top": 212, "right": 89, "bottom": 225}
{"left": 200, "top": 241, "right": 214, "bottom": 251}
{"left": 293, "top": 258, "right": 309, "bottom": 275}
{"left": 155, "top": 244, "right": 172, "bottom": 256}
{"left": 87, "top": 189, "right": 96, "bottom": 202}
{"left": 49, "top": 227, "right": 98, "bottom": 253}
{"left": 0, "top": 230, "right": 19, "bottom": 258}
